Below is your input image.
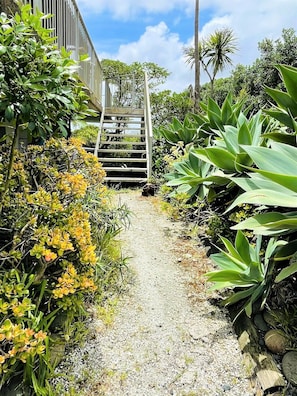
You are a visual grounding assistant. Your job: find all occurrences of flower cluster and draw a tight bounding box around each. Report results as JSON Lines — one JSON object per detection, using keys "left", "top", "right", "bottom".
{"left": 67, "top": 208, "right": 98, "bottom": 265}
{"left": 52, "top": 261, "right": 97, "bottom": 300}
{"left": 57, "top": 172, "right": 88, "bottom": 198}
{"left": 0, "top": 319, "right": 47, "bottom": 374}
{"left": 27, "top": 188, "right": 63, "bottom": 213}
{"left": 0, "top": 136, "right": 120, "bottom": 389}
{"left": 30, "top": 226, "right": 74, "bottom": 261}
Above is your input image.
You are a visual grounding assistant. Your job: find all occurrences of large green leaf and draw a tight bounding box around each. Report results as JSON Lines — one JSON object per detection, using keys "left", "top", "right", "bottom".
{"left": 240, "top": 144, "right": 297, "bottom": 192}
{"left": 210, "top": 252, "right": 245, "bottom": 271}
{"left": 205, "top": 269, "right": 257, "bottom": 286}
{"left": 238, "top": 122, "right": 252, "bottom": 145}
{"left": 194, "top": 147, "right": 236, "bottom": 171}
{"left": 277, "top": 64, "right": 297, "bottom": 104}
{"left": 235, "top": 231, "right": 254, "bottom": 265}
{"left": 232, "top": 211, "right": 297, "bottom": 235}
{"left": 231, "top": 174, "right": 295, "bottom": 194}
{"left": 264, "top": 109, "right": 296, "bottom": 131}
{"left": 265, "top": 86, "right": 297, "bottom": 117}
{"left": 275, "top": 259, "right": 297, "bottom": 283}
{"left": 227, "top": 189, "right": 297, "bottom": 212}
{"left": 263, "top": 131, "right": 297, "bottom": 145}
{"left": 241, "top": 144, "right": 297, "bottom": 175}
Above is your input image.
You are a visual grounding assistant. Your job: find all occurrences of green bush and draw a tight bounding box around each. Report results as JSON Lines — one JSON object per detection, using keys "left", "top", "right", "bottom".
{"left": 0, "top": 138, "right": 129, "bottom": 393}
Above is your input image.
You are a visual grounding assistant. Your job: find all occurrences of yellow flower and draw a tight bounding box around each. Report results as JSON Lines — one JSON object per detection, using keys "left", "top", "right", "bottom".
{"left": 43, "top": 249, "right": 57, "bottom": 262}
{"left": 34, "top": 330, "right": 47, "bottom": 341}
{"left": 0, "top": 355, "right": 6, "bottom": 364}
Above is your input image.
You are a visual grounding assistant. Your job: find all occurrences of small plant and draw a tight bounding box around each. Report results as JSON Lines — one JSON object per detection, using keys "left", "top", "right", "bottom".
{"left": 72, "top": 125, "right": 99, "bottom": 147}
{"left": 205, "top": 231, "right": 283, "bottom": 320}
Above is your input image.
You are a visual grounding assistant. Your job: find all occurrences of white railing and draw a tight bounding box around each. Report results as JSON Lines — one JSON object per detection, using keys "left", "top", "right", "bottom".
{"left": 27, "top": 0, "right": 103, "bottom": 111}
{"left": 144, "top": 72, "right": 153, "bottom": 180}
{"left": 103, "top": 74, "right": 145, "bottom": 109}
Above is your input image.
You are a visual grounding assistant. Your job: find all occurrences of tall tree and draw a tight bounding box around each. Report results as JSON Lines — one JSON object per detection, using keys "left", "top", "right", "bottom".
{"left": 101, "top": 59, "right": 169, "bottom": 107}
{"left": 194, "top": 0, "right": 200, "bottom": 112}
{"left": 184, "top": 27, "right": 238, "bottom": 98}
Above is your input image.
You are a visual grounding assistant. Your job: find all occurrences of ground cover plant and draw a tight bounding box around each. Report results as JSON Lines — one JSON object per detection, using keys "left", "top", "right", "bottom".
{"left": 0, "top": 4, "right": 129, "bottom": 394}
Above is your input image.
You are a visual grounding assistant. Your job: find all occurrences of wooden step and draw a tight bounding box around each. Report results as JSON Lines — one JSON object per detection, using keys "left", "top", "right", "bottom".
{"left": 105, "top": 107, "right": 144, "bottom": 116}
{"left": 99, "top": 141, "right": 145, "bottom": 146}
{"left": 99, "top": 157, "right": 147, "bottom": 163}
{"left": 104, "top": 176, "right": 147, "bottom": 183}
{"left": 103, "top": 133, "right": 145, "bottom": 139}
{"left": 98, "top": 149, "right": 146, "bottom": 154}
{"left": 102, "top": 126, "right": 144, "bottom": 130}
{"left": 103, "top": 118, "right": 144, "bottom": 124}
{"left": 103, "top": 167, "right": 147, "bottom": 172}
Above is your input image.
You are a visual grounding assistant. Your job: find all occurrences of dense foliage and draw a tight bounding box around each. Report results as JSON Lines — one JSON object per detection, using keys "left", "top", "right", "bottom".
{"left": 0, "top": 5, "right": 128, "bottom": 394}
{"left": 158, "top": 64, "right": 297, "bottom": 331}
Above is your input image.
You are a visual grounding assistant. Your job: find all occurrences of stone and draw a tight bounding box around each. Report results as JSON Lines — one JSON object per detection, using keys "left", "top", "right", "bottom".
{"left": 282, "top": 351, "right": 297, "bottom": 386}
{"left": 264, "top": 329, "right": 288, "bottom": 355}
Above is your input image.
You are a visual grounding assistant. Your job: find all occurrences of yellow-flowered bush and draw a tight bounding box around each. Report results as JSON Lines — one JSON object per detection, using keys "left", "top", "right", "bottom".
{"left": 0, "top": 137, "right": 130, "bottom": 392}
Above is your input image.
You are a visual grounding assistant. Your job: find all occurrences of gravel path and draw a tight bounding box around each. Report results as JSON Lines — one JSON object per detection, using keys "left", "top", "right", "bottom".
{"left": 55, "top": 190, "right": 255, "bottom": 395}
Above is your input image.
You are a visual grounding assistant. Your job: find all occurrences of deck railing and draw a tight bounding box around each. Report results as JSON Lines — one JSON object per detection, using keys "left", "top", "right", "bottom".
{"left": 27, "top": 0, "right": 103, "bottom": 111}
{"left": 103, "top": 74, "right": 146, "bottom": 109}
{"left": 144, "top": 72, "right": 153, "bottom": 180}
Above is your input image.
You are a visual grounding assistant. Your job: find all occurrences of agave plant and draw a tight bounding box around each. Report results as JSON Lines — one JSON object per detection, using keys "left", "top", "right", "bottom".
{"left": 165, "top": 148, "right": 227, "bottom": 199}
{"left": 206, "top": 231, "right": 283, "bottom": 320}
{"left": 224, "top": 142, "right": 297, "bottom": 283}
{"left": 265, "top": 64, "right": 297, "bottom": 134}
{"left": 157, "top": 114, "right": 200, "bottom": 146}
{"left": 157, "top": 93, "right": 249, "bottom": 147}
{"left": 198, "top": 92, "right": 249, "bottom": 132}
{"left": 194, "top": 111, "right": 267, "bottom": 173}
{"left": 228, "top": 142, "right": 297, "bottom": 232}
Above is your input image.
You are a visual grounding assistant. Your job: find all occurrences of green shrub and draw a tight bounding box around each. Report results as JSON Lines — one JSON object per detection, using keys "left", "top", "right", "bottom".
{"left": 0, "top": 138, "right": 128, "bottom": 393}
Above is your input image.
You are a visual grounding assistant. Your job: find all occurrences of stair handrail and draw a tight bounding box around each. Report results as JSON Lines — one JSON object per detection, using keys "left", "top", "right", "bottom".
{"left": 144, "top": 72, "right": 153, "bottom": 180}
{"left": 104, "top": 79, "right": 113, "bottom": 108}
{"left": 94, "top": 107, "right": 105, "bottom": 158}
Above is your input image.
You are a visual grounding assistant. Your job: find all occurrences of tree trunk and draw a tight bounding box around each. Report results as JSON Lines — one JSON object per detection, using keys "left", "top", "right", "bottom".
{"left": 194, "top": 0, "right": 200, "bottom": 112}
{"left": 0, "top": 0, "right": 20, "bottom": 15}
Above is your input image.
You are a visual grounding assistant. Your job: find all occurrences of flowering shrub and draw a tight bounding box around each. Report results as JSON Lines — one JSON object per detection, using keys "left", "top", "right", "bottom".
{"left": 0, "top": 138, "right": 128, "bottom": 393}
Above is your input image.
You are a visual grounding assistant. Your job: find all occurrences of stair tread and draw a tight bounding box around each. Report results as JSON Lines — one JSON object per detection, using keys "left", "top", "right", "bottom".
{"left": 105, "top": 107, "right": 144, "bottom": 116}
{"left": 100, "top": 141, "right": 145, "bottom": 146}
{"left": 98, "top": 149, "right": 146, "bottom": 154}
{"left": 99, "top": 157, "right": 147, "bottom": 163}
{"left": 104, "top": 176, "right": 147, "bottom": 183}
{"left": 103, "top": 118, "right": 144, "bottom": 122}
{"left": 103, "top": 167, "right": 147, "bottom": 172}
{"left": 102, "top": 126, "right": 145, "bottom": 131}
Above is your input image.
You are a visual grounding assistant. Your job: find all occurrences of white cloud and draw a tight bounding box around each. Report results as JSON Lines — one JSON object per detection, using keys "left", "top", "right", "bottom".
{"left": 100, "top": 22, "right": 194, "bottom": 93}
{"left": 77, "top": 0, "right": 193, "bottom": 19}
{"left": 78, "top": 0, "right": 297, "bottom": 92}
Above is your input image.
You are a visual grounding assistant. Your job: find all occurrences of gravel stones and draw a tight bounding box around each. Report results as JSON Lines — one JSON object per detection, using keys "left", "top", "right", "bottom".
{"left": 53, "top": 191, "right": 254, "bottom": 395}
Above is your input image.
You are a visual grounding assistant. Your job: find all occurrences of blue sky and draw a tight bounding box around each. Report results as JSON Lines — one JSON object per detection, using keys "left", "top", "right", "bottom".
{"left": 76, "top": 0, "right": 297, "bottom": 93}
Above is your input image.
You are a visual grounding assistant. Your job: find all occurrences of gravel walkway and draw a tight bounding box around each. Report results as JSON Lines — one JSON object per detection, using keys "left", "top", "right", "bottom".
{"left": 55, "top": 190, "right": 255, "bottom": 395}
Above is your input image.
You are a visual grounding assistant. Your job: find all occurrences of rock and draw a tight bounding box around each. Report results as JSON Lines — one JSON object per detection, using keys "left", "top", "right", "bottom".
{"left": 282, "top": 351, "right": 297, "bottom": 386}
{"left": 264, "top": 329, "right": 288, "bottom": 354}
{"left": 254, "top": 313, "right": 269, "bottom": 332}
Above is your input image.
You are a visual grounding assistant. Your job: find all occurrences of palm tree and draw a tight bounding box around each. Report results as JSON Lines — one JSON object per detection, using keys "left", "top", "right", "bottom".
{"left": 184, "top": 28, "right": 238, "bottom": 98}
{"left": 194, "top": 0, "right": 200, "bottom": 112}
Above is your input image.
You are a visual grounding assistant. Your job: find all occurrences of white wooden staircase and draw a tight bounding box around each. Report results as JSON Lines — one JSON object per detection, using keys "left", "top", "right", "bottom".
{"left": 92, "top": 73, "right": 153, "bottom": 185}
{"left": 97, "top": 107, "right": 148, "bottom": 183}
